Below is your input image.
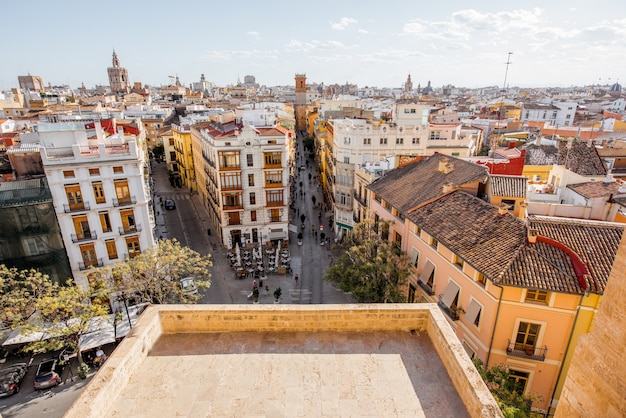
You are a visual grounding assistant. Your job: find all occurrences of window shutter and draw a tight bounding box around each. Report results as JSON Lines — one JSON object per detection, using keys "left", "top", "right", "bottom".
{"left": 441, "top": 281, "right": 460, "bottom": 307}
{"left": 419, "top": 261, "right": 435, "bottom": 284}
{"left": 465, "top": 300, "right": 481, "bottom": 325}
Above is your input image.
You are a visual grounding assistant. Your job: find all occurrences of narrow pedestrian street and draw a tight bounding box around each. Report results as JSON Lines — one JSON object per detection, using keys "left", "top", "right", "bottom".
{"left": 149, "top": 134, "right": 353, "bottom": 305}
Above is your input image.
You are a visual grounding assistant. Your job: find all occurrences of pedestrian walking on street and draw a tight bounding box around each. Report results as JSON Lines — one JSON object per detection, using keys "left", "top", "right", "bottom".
{"left": 330, "top": 258, "right": 334, "bottom": 266}
{"left": 61, "top": 353, "right": 74, "bottom": 383}
{"left": 294, "top": 274, "right": 299, "bottom": 283}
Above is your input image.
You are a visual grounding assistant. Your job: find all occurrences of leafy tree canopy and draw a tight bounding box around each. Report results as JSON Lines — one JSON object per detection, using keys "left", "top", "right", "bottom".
{"left": 0, "top": 266, "right": 109, "bottom": 358}
{"left": 324, "top": 219, "right": 409, "bottom": 303}
{"left": 473, "top": 359, "right": 543, "bottom": 418}
{"left": 96, "top": 238, "right": 212, "bottom": 304}
{"left": 152, "top": 144, "right": 165, "bottom": 156}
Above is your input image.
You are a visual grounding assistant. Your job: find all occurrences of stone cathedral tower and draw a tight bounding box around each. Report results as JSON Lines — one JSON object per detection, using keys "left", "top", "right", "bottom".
{"left": 107, "top": 50, "right": 130, "bottom": 94}
{"left": 294, "top": 73, "right": 307, "bottom": 135}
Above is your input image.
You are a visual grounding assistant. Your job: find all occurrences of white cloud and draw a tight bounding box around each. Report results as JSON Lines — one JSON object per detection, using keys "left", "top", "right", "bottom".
{"left": 285, "top": 39, "right": 351, "bottom": 53}
{"left": 199, "top": 49, "right": 279, "bottom": 63}
{"left": 358, "top": 28, "right": 369, "bottom": 34}
{"left": 331, "top": 17, "right": 357, "bottom": 30}
{"left": 246, "top": 31, "right": 260, "bottom": 39}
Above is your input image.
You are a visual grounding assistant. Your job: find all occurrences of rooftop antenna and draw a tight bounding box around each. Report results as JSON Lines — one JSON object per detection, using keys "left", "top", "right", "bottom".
{"left": 499, "top": 52, "right": 513, "bottom": 116}
{"left": 502, "top": 52, "right": 513, "bottom": 94}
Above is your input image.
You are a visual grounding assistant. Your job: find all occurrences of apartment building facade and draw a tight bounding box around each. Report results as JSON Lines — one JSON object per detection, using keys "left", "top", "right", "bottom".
{"left": 37, "top": 121, "right": 154, "bottom": 288}
{"left": 0, "top": 178, "right": 72, "bottom": 283}
{"left": 323, "top": 102, "right": 478, "bottom": 235}
{"left": 366, "top": 154, "right": 624, "bottom": 413}
{"left": 192, "top": 122, "right": 292, "bottom": 249}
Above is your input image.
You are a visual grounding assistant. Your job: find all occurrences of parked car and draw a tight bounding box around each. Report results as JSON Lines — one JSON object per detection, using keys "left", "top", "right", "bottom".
{"left": 33, "top": 359, "right": 61, "bottom": 390}
{"left": 180, "top": 277, "right": 198, "bottom": 295}
{"left": 165, "top": 199, "right": 176, "bottom": 210}
{"left": 0, "top": 363, "right": 28, "bottom": 397}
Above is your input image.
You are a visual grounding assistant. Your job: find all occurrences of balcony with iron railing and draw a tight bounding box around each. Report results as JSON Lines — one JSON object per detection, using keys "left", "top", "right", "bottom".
{"left": 223, "top": 203, "right": 244, "bottom": 211}
{"left": 353, "top": 191, "right": 367, "bottom": 207}
{"left": 417, "top": 280, "right": 435, "bottom": 296}
{"left": 119, "top": 224, "right": 142, "bottom": 235}
{"left": 113, "top": 196, "right": 137, "bottom": 207}
{"left": 71, "top": 230, "right": 97, "bottom": 243}
{"left": 506, "top": 340, "right": 547, "bottom": 361}
{"left": 437, "top": 299, "right": 461, "bottom": 321}
{"left": 78, "top": 258, "right": 104, "bottom": 270}
{"left": 202, "top": 151, "right": 215, "bottom": 167}
{"left": 64, "top": 202, "right": 91, "bottom": 213}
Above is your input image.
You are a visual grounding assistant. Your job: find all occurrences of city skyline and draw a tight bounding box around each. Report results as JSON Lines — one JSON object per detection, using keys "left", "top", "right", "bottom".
{"left": 1, "top": 0, "right": 625, "bottom": 91}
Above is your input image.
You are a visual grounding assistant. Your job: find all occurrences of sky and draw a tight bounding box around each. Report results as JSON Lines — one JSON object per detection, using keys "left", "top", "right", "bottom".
{"left": 1, "top": 1, "right": 625, "bottom": 91}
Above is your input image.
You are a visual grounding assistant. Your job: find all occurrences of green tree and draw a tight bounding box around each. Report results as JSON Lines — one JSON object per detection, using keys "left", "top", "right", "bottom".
{"left": 0, "top": 265, "right": 54, "bottom": 328}
{"left": 99, "top": 239, "right": 212, "bottom": 304}
{"left": 0, "top": 265, "right": 110, "bottom": 361}
{"left": 152, "top": 144, "right": 165, "bottom": 159}
{"left": 473, "top": 359, "right": 543, "bottom": 418}
{"left": 29, "top": 277, "right": 110, "bottom": 360}
{"left": 324, "top": 219, "right": 410, "bottom": 303}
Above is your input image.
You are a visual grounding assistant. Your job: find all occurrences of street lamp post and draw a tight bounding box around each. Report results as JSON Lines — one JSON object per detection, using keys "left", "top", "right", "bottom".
{"left": 117, "top": 292, "right": 132, "bottom": 330}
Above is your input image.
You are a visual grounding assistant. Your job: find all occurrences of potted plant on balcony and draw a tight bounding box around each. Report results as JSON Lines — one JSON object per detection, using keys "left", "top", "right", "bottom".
{"left": 273, "top": 287, "right": 282, "bottom": 303}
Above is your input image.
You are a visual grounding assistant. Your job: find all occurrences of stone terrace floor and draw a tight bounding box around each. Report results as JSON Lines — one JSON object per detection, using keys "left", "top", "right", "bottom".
{"left": 107, "top": 330, "right": 469, "bottom": 418}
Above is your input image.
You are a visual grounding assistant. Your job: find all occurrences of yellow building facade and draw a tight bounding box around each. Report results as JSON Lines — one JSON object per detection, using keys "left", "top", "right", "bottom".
{"left": 365, "top": 155, "right": 624, "bottom": 414}
{"left": 172, "top": 124, "right": 196, "bottom": 191}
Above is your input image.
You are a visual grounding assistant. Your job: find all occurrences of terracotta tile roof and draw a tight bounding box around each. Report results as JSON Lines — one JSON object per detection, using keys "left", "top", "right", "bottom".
{"left": 494, "top": 147, "right": 522, "bottom": 159}
{"left": 407, "top": 192, "right": 624, "bottom": 295}
{"left": 556, "top": 140, "right": 607, "bottom": 176}
{"left": 566, "top": 180, "right": 622, "bottom": 199}
{"left": 489, "top": 175, "right": 527, "bottom": 198}
{"left": 524, "top": 144, "right": 560, "bottom": 165}
{"left": 256, "top": 126, "right": 288, "bottom": 136}
{"left": 521, "top": 215, "right": 624, "bottom": 293}
{"left": 367, "top": 154, "right": 488, "bottom": 213}
{"left": 406, "top": 191, "right": 527, "bottom": 283}
{"left": 524, "top": 141, "right": 607, "bottom": 176}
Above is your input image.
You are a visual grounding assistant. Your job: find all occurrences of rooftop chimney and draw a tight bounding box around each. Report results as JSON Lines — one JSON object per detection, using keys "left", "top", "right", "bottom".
{"left": 527, "top": 228, "right": 538, "bottom": 244}
{"left": 438, "top": 157, "right": 454, "bottom": 174}
{"left": 497, "top": 202, "right": 510, "bottom": 216}
{"left": 518, "top": 200, "right": 528, "bottom": 220}
{"left": 442, "top": 182, "right": 456, "bottom": 194}
{"left": 438, "top": 157, "right": 449, "bottom": 173}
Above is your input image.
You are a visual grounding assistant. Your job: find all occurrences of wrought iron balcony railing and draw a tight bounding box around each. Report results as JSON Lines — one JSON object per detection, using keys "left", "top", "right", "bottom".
{"left": 506, "top": 339, "right": 547, "bottom": 361}
{"left": 71, "top": 230, "right": 97, "bottom": 243}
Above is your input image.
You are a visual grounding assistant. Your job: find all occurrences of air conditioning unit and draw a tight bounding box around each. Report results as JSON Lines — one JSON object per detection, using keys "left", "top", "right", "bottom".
{"left": 533, "top": 175, "right": 541, "bottom": 182}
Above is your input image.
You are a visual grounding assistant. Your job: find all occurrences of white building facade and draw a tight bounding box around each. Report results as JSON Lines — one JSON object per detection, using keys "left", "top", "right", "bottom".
{"left": 326, "top": 102, "right": 475, "bottom": 234}
{"left": 192, "top": 123, "right": 293, "bottom": 249}
{"left": 38, "top": 121, "right": 154, "bottom": 288}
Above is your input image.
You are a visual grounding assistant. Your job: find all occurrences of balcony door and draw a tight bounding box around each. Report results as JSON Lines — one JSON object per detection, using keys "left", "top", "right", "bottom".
{"left": 66, "top": 185, "right": 84, "bottom": 210}
{"left": 515, "top": 322, "right": 540, "bottom": 351}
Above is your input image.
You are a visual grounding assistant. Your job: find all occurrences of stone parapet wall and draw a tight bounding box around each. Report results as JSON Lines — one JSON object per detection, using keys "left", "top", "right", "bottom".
{"left": 158, "top": 303, "right": 430, "bottom": 333}
{"left": 65, "top": 304, "right": 502, "bottom": 418}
